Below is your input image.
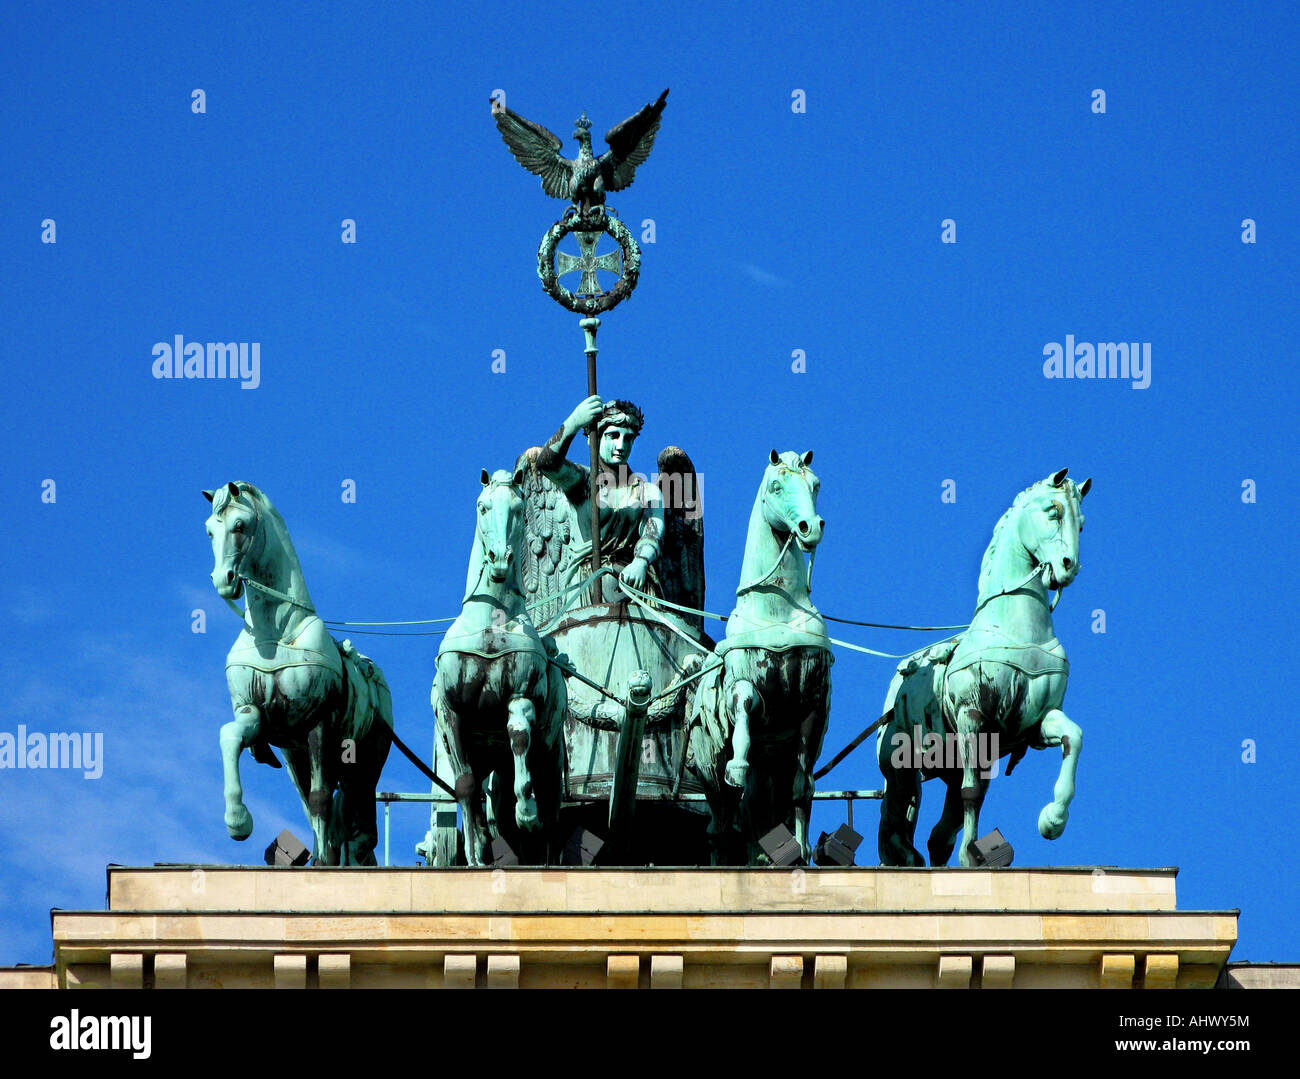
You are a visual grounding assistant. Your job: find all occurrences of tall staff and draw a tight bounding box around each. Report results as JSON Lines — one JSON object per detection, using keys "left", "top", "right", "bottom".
{"left": 581, "top": 315, "right": 603, "bottom": 596}
{"left": 493, "top": 88, "right": 667, "bottom": 603}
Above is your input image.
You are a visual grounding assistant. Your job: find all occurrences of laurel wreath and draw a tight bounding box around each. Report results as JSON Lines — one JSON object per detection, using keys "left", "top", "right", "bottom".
{"left": 537, "top": 211, "right": 641, "bottom": 315}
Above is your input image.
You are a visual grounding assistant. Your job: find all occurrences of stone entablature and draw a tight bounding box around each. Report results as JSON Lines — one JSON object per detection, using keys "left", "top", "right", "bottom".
{"left": 7, "top": 866, "right": 1238, "bottom": 989}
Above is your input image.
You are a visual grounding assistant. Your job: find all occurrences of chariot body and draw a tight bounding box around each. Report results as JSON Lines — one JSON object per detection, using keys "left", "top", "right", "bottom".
{"left": 422, "top": 399, "right": 720, "bottom": 866}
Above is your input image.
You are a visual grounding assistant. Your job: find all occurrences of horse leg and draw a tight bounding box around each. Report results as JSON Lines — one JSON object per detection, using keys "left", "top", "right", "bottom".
{"left": 955, "top": 706, "right": 984, "bottom": 867}
{"left": 302, "top": 726, "right": 337, "bottom": 865}
{"left": 507, "top": 697, "right": 540, "bottom": 830}
{"left": 725, "top": 678, "right": 760, "bottom": 789}
{"left": 792, "top": 686, "right": 829, "bottom": 862}
{"left": 282, "top": 743, "right": 315, "bottom": 855}
{"left": 441, "top": 702, "right": 487, "bottom": 867}
{"left": 1037, "top": 708, "right": 1082, "bottom": 839}
{"left": 877, "top": 731, "right": 925, "bottom": 866}
{"left": 484, "top": 771, "right": 503, "bottom": 840}
{"left": 927, "top": 776, "right": 966, "bottom": 866}
{"left": 339, "top": 721, "right": 391, "bottom": 866}
{"left": 219, "top": 704, "right": 260, "bottom": 840}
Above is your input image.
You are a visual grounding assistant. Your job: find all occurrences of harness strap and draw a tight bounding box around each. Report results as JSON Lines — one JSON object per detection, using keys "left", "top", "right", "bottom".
{"left": 812, "top": 708, "right": 894, "bottom": 781}
{"left": 973, "top": 562, "right": 1065, "bottom": 616}
{"left": 735, "top": 532, "right": 795, "bottom": 596}
{"left": 243, "top": 576, "right": 316, "bottom": 612}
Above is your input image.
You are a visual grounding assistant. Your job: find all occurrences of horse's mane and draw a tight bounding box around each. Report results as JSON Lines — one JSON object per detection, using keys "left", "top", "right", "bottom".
{"left": 977, "top": 476, "right": 1086, "bottom": 603}
{"left": 213, "top": 482, "right": 310, "bottom": 603}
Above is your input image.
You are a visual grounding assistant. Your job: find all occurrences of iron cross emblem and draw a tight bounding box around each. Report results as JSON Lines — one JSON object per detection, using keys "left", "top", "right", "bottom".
{"left": 555, "top": 229, "right": 624, "bottom": 296}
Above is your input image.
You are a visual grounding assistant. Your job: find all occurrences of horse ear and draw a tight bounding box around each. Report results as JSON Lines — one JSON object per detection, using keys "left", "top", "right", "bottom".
{"left": 480, "top": 469, "right": 491, "bottom": 487}
{"left": 512, "top": 467, "right": 525, "bottom": 488}
{"left": 801, "top": 450, "right": 814, "bottom": 467}
{"left": 1079, "top": 477, "right": 1092, "bottom": 499}
{"left": 1050, "top": 467, "right": 1069, "bottom": 487}
{"left": 770, "top": 449, "right": 780, "bottom": 465}
{"left": 226, "top": 481, "right": 240, "bottom": 500}
{"left": 202, "top": 489, "right": 215, "bottom": 503}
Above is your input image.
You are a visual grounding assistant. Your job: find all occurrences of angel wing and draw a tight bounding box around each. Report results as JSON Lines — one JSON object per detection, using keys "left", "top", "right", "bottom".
{"left": 515, "top": 446, "right": 580, "bottom": 627}
{"left": 493, "top": 105, "right": 575, "bottom": 201}
{"left": 654, "top": 444, "right": 705, "bottom": 631}
{"left": 599, "top": 88, "right": 669, "bottom": 193}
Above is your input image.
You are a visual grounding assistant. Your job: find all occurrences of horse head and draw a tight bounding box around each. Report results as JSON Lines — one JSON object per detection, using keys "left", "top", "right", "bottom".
{"left": 204, "top": 481, "right": 264, "bottom": 600}
{"left": 761, "top": 449, "right": 824, "bottom": 552}
{"left": 477, "top": 467, "right": 526, "bottom": 586}
{"left": 1016, "top": 468, "right": 1091, "bottom": 592}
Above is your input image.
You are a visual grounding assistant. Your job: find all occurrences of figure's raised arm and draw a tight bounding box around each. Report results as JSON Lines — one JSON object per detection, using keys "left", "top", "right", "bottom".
{"left": 536, "top": 395, "right": 603, "bottom": 499}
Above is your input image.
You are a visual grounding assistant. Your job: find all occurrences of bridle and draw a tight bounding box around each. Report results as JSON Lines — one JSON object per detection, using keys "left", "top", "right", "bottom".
{"left": 474, "top": 479, "right": 520, "bottom": 588}
{"left": 737, "top": 464, "right": 819, "bottom": 596}
{"left": 974, "top": 507, "right": 1080, "bottom": 617}
{"left": 217, "top": 497, "right": 316, "bottom": 619}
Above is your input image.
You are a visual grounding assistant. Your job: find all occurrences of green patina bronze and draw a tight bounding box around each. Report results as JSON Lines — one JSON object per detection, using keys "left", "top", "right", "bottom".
{"left": 205, "top": 482, "right": 393, "bottom": 866}
{"left": 689, "top": 451, "right": 832, "bottom": 864}
{"left": 493, "top": 90, "right": 668, "bottom": 219}
{"left": 496, "top": 90, "right": 669, "bottom": 605}
{"left": 537, "top": 213, "right": 641, "bottom": 316}
{"left": 509, "top": 399, "right": 714, "bottom": 863}
{"left": 199, "top": 93, "right": 1102, "bottom": 872}
{"left": 431, "top": 469, "right": 567, "bottom": 866}
{"left": 876, "top": 469, "right": 1091, "bottom": 867}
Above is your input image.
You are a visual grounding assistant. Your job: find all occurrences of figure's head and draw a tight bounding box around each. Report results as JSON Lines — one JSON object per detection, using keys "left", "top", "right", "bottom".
{"left": 585, "top": 399, "right": 645, "bottom": 469}
{"left": 627, "top": 669, "right": 653, "bottom": 708}
{"left": 574, "top": 111, "right": 594, "bottom": 149}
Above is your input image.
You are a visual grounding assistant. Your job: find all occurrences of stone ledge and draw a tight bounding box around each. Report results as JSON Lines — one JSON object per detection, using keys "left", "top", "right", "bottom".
{"left": 108, "top": 865, "right": 1182, "bottom": 914}
{"left": 21, "top": 866, "right": 1240, "bottom": 989}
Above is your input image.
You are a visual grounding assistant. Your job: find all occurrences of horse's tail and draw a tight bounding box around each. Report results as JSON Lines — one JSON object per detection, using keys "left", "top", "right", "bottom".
{"left": 877, "top": 637, "right": 958, "bottom": 764}
{"left": 540, "top": 637, "right": 568, "bottom": 751}
{"left": 337, "top": 638, "right": 393, "bottom": 746}
{"left": 686, "top": 661, "right": 728, "bottom": 792}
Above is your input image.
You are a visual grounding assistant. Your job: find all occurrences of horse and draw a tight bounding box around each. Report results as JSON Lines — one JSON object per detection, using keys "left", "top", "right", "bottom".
{"left": 204, "top": 481, "right": 393, "bottom": 865}
{"left": 432, "top": 468, "right": 567, "bottom": 866}
{"left": 688, "top": 450, "right": 831, "bottom": 865}
{"left": 876, "top": 467, "right": 1091, "bottom": 867}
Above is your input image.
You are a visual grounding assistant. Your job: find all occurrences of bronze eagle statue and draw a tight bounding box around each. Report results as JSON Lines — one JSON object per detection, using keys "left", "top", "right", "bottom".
{"left": 493, "top": 89, "right": 669, "bottom": 216}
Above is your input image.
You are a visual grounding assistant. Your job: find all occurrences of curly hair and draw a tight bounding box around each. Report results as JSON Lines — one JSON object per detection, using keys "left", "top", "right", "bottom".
{"left": 583, "top": 398, "right": 645, "bottom": 438}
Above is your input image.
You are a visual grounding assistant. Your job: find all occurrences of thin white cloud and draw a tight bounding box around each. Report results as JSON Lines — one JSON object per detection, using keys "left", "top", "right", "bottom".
{"left": 740, "top": 263, "right": 789, "bottom": 287}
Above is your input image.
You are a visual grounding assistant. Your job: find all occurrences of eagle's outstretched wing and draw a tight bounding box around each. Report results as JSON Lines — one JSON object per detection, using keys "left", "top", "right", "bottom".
{"left": 493, "top": 104, "right": 575, "bottom": 200}
{"left": 600, "top": 88, "right": 669, "bottom": 193}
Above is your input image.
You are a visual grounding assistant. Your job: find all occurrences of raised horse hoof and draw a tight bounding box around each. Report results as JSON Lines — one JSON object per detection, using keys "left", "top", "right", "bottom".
{"left": 515, "top": 798, "right": 540, "bottom": 831}
{"left": 1038, "top": 802, "right": 1069, "bottom": 840}
{"left": 225, "top": 804, "right": 253, "bottom": 841}
{"left": 724, "top": 761, "right": 749, "bottom": 789}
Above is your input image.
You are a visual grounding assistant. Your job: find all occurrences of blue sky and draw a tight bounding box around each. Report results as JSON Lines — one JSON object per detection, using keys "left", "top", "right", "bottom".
{"left": 1, "top": 3, "right": 1296, "bottom": 964}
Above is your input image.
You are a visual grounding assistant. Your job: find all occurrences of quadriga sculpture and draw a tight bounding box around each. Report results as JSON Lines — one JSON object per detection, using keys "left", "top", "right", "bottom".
{"left": 205, "top": 482, "right": 393, "bottom": 865}
{"left": 432, "top": 469, "right": 567, "bottom": 866}
{"left": 689, "top": 450, "right": 831, "bottom": 865}
{"left": 877, "top": 468, "right": 1091, "bottom": 866}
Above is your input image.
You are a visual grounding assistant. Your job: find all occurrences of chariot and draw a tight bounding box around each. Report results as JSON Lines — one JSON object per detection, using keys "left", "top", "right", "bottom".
{"left": 204, "top": 90, "right": 1092, "bottom": 872}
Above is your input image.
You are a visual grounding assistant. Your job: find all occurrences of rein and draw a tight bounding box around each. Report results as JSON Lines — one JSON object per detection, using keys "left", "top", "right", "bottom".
{"left": 216, "top": 498, "right": 316, "bottom": 624}
{"left": 973, "top": 561, "right": 1061, "bottom": 616}
{"left": 735, "top": 531, "right": 795, "bottom": 596}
